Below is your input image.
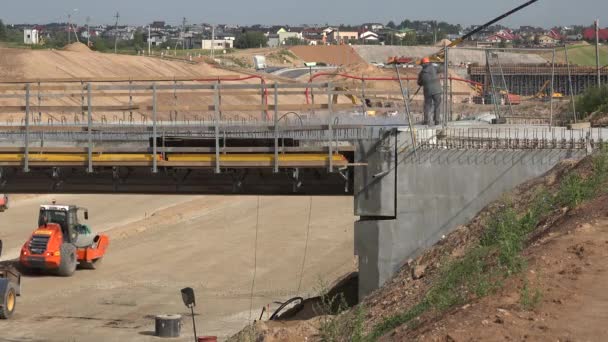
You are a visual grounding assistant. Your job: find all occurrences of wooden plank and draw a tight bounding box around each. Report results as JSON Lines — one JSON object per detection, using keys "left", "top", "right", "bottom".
{"left": 567, "top": 122, "right": 591, "bottom": 130}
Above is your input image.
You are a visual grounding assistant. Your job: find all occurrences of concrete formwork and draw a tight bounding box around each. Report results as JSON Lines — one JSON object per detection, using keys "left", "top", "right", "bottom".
{"left": 354, "top": 129, "right": 587, "bottom": 298}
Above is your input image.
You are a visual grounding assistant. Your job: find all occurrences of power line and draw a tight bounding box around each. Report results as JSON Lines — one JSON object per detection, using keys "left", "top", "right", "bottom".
{"left": 113, "top": 11, "right": 120, "bottom": 54}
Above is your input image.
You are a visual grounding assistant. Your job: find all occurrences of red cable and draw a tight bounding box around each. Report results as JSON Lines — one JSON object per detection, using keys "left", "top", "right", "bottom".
{"left": 304, "top": 72, "right": 484, "bottom": 104}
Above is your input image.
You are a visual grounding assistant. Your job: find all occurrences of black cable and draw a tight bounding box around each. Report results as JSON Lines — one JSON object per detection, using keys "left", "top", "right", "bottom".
{"left": 296, "top": 197, "right": 313, "bottom": 295}
{"left": 248, "top": 196, "right": 261, "bottom": 322}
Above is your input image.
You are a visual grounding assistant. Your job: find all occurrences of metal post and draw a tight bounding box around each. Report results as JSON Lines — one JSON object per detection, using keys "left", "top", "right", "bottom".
{"left": 273, "top": 83, "right": 279, "bottom": 173}
{"left": 214, "top": 82, "right": 221, "bottom": 174}
{"left": 564, "top": 44, "right": 577, "bottom": 122}
{"left": 485, "top": 50, "right": 501, "bottom": 119}
{"left": 152, "top": 83, "right": 158, "bottom": 173}
{"left": 261, "top": 81, "right": 267, "bottom": 121}
{"left": 81, "top": 81, "right": 85, "bottom": 121}
{"left": 361, "top": 78, "right": 367, "bottom": 116}
{"left": 327, "top": 82, "right": 333, "bottom": 173}
{"left": 449, "top": 78, "right": 454, "bottom": 120}
{"left": 395, "top": 63, "right": 417, "bottom": 154}
{"left": 443, "top": 45, "right": 449, "bottom": 126}
{"left": 596, "top": 19, "right": 601, "bottom": 87}
{"left": 24, "top": 84, "right": 30, "bottom": 173}
{"left": 496, "top": 53, "right": 514, "bottom": 118}
{"left": 87, "top": 83, "right": 93, "bottom": 173}
{"left": 173, "top": 80, "right": 178, "bottom": 123}
{"left": 37, "top": 81, "right": 41, "bottom": 122}
{"left": 550, "top": 49, "right": 556, "bottom": 127}
{"left": 128, "top": 80, "right": 133, "bottom": 123}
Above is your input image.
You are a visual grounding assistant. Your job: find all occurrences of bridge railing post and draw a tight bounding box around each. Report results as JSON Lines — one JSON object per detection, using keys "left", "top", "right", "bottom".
{"left": 214, "top": 81, "right": 221, "bottom": 174}
{"left": 152, "top": 82, "right": 158, "bottom": 174}
{"left": 24, "top": 83, "right": 30, "bottom": 173}
{"left": 327, "top": 81, "right": 334, "bottom": 173}
{"left": 87, "top": 82, "right": 93, "bottom": 173}
{"left": 261, "top": 80, "right": 267, "bottom": 121}
{"left": 274, "top": 83, "right": 279, "bottom": 173}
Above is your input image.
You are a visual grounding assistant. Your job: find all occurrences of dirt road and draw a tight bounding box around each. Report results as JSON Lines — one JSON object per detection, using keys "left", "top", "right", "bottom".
{"left": 0, "top": 195, "right": 354, "bottom": 341}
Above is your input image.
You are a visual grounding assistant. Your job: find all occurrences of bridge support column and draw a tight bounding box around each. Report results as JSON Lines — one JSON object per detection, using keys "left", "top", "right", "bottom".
{"left": 354, "top": 129, "right": 586, "bottom": 300}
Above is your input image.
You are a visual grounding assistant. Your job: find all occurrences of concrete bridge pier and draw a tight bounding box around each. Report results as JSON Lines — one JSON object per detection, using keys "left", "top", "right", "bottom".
{"left": 354, "top": 129, "right": 586, "bottom": 299}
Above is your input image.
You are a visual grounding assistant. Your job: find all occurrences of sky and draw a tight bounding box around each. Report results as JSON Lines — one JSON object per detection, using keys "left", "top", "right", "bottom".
{"left": 1, "top": 0, "right": 606, "bottom": 28}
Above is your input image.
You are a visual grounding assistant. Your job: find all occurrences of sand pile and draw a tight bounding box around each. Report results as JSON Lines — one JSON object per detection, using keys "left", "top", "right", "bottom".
{"left": 289, "top": 45, "right": 365, "bottom": 66}
{"left": 435, "top": 39, "right": 452, "bottom": 47}
{"left": 64, "top": 42, "right": 93, "bottom": 53}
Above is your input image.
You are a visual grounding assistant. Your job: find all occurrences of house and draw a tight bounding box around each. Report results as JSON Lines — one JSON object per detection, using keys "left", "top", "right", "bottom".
{"left": 267, "top": 34, "right": 280, "bottom": 48}
{"left": 150, "top": 21, "right": 166, "bottom": 32}
{"left": 23, "top": 29, "right": 40, "bottom": 45}
{"left": 546, "top": 29, "right": 563, "bottom": 41}
{"left": 536, "top": 34, "right": 559, "bottom": 46}
{"left": 302, "top": 27, "right": 324, "bottom": 43}
{"left": 326, "top": 29, "right": 358, "bottom": 44}
{"left": 146, "top": 32, "right": 167, "bottom": 47}
{"left": 277, "top": 28, "right": 303, "bottom": 45}
{"left": 360, "top": 31, "right": 379, "bottom": 42}
{"left": 583, "top": 27, "right": 608, "bottom": 41}
{"left": 201, "top": 38, "right": 234, "bottom": 50}
{"left": 362, "top": 23, "right": 384, "bottom": 32}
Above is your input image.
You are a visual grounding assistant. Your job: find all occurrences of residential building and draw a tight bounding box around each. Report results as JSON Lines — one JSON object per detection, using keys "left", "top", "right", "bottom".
{"left": 362, "top": 23, "right": 384, "bottom": 32}
{"left": 146, "top": 32, "right": 167, "bottom": 47}
{"left": 326, "top": 29, "right": 358, "bottom": 43}
{"left": 277, "top": 27, "right": 303, "bottom": 45}
{"left": 360, "top": 31, "right": 379, "bottom": 42}
{"left": 301, "top": 27, "right": 324, "bottom": 44}
{"left": 583, "top": 27, "right": 608, "bottom": 41}
{"left": 201, "top": 38, "right": 234, "bottom": 50}
{"left": 536, "top": 34, "right": 559, "bottom": 46}
{"left": 23, "top": 29, "right": 40, "bottom": 45}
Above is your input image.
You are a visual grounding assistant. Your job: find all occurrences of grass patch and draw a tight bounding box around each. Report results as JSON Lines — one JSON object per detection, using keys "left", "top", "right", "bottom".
{"left": 318, "top": 292, "right": 366, "bottom": 342}
{"left": 520, "top": 280, "right": 543, "bottom": 311}
{"left": 365, "top": 151, "right": 608, "bottom": 341}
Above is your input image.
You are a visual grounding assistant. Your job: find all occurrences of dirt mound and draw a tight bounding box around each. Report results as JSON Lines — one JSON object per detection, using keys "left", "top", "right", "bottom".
{"left": 289, "top": 45, "right": 365, "bottom": 66}
{"left": 63, "top": 42, "right": 93, "bottom": 53}
{"left": 230, "top": 152, "right": 608, "bottom": 341}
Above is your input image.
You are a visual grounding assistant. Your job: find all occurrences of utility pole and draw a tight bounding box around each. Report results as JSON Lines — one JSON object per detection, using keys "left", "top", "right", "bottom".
{"left": 148, "top": 25, "right": 151, "bottom": 55}
{"left": 113, "top": 12, "right": 120, "bottom": 54}
{"left": 211, "top": 25, "right": 215, "bottom": 60}
{"left": 86, "top": 16, "right": 91, "bottom": 47}
{"left": 67, "top": 13, "right": 72, "bottom": 44}
{"left": 596, "top": 19, "right": 601, "bottom": 87}
{"left": 182, "top": 17, "right": 187, "bottom": 49}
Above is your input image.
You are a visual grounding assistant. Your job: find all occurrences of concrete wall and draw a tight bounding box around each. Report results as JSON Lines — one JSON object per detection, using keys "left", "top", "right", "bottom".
{"left": 354, "top": 130, "right": 586, "bottom": 298}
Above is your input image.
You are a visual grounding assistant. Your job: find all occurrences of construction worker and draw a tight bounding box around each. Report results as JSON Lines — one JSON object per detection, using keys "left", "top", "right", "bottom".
{"left": 417, "top": 57, "right": 442, "bottom": 126}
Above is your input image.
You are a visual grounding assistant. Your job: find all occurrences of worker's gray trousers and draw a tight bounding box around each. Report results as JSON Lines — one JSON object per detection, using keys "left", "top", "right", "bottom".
{"left": 424, "top": 93, "right": 442, "bottom": 126}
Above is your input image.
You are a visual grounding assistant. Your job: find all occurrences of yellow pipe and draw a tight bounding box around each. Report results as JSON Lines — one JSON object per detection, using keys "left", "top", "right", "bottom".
{"left": 0, "top": 154, "right": 160, "bottom": 162}
{"left": 0, "top": 153, "right": 348, "bottom": 163}
{"left": 166, "top": 153, "right": 348, "bottom": 162}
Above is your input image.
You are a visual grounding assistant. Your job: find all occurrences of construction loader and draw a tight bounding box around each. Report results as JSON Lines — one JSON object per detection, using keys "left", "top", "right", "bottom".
{"left": 19, "top": 204, "right": 109, "bottom": 277}
{"left": 0, "top": 243, "right": 21, "bottom": 319}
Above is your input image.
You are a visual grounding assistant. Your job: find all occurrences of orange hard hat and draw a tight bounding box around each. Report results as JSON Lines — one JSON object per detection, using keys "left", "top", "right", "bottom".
{"left": 421, "top": 57, "right": 431, "bottom": 64}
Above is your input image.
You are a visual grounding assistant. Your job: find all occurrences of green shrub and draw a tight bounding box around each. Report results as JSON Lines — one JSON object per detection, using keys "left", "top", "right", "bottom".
{"left": 576, "top": 85, "right": 608, "bottom": 119}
